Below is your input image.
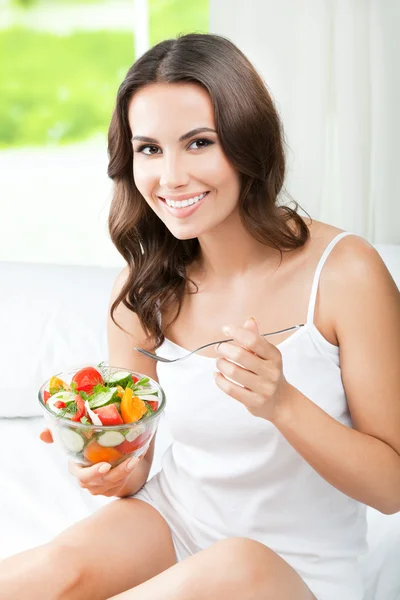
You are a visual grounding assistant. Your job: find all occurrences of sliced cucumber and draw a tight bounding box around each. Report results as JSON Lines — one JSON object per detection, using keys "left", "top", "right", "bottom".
{"left": 59, "top": 428, "right": 85, "bottom": 453}
{"left": 97, "top": 431, "right": 125, "bottom": 447}
{"left": 134, "top": 389, "right": 159, "bottom": 398}
{"left": 89, "top": 387, "right": 118, "bottom": 409}
{"left": 125, "top": 423, "right": 146, "bottom": 442}
{"left": 137, "top": 394, "right": 160, "bottom": 402}
{"left": 106, "top": 371, "right": 133, "bottom": 388}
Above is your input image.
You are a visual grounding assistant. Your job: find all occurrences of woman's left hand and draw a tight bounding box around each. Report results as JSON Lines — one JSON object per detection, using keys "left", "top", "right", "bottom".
{"left": 214, "top": 316, "right": 290, "bottom": 422}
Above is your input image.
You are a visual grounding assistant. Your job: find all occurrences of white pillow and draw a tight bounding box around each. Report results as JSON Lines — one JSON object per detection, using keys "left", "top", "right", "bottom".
{"left": 0, "top": 261, "right": 120, "bottom": 417}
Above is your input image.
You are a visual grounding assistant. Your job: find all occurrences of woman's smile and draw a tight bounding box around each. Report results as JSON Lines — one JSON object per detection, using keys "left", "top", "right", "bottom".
{"left": 158, "top": 191, "right": 210, "bottom": 218}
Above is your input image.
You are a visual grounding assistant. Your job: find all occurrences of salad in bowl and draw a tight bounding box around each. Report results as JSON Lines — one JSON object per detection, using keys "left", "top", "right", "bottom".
{"left": 38, "top": 363, "right": 166, "bottom": 468}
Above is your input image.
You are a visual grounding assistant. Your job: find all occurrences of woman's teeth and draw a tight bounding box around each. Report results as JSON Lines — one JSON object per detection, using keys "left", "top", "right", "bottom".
{"left": 164, "top": 192, "right": 207, "bottom": 209}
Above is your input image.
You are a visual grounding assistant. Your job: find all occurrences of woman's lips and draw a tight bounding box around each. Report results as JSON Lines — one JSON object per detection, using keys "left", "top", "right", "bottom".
{"left": 158, "top": 192, "right": 209, "bottom": 219}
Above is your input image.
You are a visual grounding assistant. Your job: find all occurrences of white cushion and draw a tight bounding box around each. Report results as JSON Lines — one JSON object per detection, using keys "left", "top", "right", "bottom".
{"left": 0, "top": 261, "right": 120, "bottom": 417}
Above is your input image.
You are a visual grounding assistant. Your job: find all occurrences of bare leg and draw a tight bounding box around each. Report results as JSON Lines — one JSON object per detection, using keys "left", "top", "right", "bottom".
{"left": 109, "top": 537, "right": 317, "bottom": 600}
{"left": 0, "top": 498, "right": 177, "bottom": 600}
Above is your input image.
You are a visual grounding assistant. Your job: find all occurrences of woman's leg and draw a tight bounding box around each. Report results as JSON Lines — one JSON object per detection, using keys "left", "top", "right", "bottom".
{"left": 109, "top": 537, "right": 317, "bottom": 600}
{"left": 0, "top": 498, "right": 177, "bottom": 600}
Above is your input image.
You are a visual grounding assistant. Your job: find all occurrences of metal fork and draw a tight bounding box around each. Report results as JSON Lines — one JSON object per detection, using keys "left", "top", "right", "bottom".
{"left": 133, "top": 324, "right": 305, "bottom": 363}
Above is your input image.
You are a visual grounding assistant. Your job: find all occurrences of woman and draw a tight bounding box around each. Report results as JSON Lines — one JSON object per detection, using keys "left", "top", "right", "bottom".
{"left": 1, "top": 33, "right": 399, "bottom": 600}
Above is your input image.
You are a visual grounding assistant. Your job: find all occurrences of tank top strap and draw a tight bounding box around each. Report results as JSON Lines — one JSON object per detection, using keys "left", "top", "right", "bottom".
{"left": 306, "top": 231, "right": 354, "bottom": 325}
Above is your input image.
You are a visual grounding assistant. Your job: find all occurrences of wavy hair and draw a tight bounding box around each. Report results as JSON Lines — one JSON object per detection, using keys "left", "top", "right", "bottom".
{"left": 108, "top": 33, "right": 309, "bottom": 348}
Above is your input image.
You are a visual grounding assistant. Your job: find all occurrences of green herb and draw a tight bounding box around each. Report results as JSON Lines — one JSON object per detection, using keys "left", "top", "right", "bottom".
{"left": 96, "top": 361, "right": 111, "bottom": 382}
{"left": 89, "top": 383, "right": 110, "bottom": 398}
{"left": 126, "top": 376, "right": 151, "bottom": 394}
{"left": 58, "top": 401, "right": 78, "bottom": 420}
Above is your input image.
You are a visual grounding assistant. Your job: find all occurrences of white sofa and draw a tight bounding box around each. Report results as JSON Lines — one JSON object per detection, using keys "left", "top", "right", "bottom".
{"left": 0, "top": 245, "right": 399, "bottom": 599}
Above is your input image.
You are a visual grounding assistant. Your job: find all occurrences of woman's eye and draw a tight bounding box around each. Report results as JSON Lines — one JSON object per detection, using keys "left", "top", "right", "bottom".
{"left": 189, "top": 138, "right": 214, "bottom": 150}
{"left": 137, "top": 145, "right": 160, "bottom": 155}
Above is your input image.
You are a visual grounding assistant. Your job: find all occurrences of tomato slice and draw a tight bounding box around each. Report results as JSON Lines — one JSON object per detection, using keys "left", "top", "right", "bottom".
{"left": 93, "top": 404, "right": 124, "bottom": 426}
{"left": 147, "top": 400, "right": 158, "bottom": 412}
{"left": 72, "top": 367, "right": 104, "bottom": 394}
{"left": 117, "top": 432, "right": 152, "bottom": 454}
{"left": 71, "top": 394, "right": 85, "bottom": 422}
{"left": 43, "top": 391, "right": 51, "bottom": 404}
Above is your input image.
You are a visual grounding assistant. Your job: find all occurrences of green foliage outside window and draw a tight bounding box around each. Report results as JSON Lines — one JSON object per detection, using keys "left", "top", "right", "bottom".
{"left": 1, "top": 0, "right": 209, "bottom": 148}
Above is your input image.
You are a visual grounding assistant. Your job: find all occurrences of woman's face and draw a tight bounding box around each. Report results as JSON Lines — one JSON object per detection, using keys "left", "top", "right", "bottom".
{"left": 128, "top": 82, "right": 241, "bottom": 240}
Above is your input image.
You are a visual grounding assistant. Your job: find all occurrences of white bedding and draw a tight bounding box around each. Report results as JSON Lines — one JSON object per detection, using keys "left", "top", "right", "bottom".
{"left": 1, "top": 416, "right": 399, "bottom": 599}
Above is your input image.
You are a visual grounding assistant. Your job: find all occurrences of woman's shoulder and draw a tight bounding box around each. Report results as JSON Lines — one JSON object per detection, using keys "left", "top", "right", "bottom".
{"left": 309, "top": 220, "right": 382, "bottom": 276}
{"left": 311, "top": 220, "right": 396, "bottom": 314}
{"left": 307, "top": 219, "right": 377, "bottom": 265}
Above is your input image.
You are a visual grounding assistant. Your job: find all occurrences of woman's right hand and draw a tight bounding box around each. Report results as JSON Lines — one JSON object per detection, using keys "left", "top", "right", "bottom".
{"left": 39, "top": 428, "right": 143, "bottom": 497}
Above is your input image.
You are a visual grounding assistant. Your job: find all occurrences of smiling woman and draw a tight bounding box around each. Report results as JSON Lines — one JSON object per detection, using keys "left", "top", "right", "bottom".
{"left": 2, "top": 31, "right": 399, "bottom": 600}
{"left": 107, "top": 34, "right": 309, "bottom": 350}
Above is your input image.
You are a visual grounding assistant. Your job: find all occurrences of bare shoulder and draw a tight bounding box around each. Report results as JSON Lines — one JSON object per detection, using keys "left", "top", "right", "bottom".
{"left": 313, "top": 225, "right": 400, "bottom": 342}
{"left": 318, "top": 226, "right": 396, "bottom": 290}
{"left": 111, "top": 264, "right": 130, "bottom": 296}
{"left": 107, "top": 264, "right": 158, "bottom": 380}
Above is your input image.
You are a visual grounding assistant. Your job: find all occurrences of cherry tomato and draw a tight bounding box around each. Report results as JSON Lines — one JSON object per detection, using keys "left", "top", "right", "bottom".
{"left": 147, "top": 400, "right": 158, "bottom": 412}
{"left": 43, "top": 391, "right": 51, "bottom": 404}
{"left": 72, "top": 367, "right": 104, "bottom": 394}
{"left": 54, "top": 401, "right": 67, "bottom": 409}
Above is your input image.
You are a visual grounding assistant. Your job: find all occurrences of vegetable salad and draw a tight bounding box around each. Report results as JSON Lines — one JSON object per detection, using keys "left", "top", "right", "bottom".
{"left": 42, "top": 363, "right": 161, "bottom": 465}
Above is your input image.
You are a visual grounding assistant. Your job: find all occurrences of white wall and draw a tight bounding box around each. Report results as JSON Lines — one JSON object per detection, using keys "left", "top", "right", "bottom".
{"left": 0, "top": 138, "right": 125, "bottom": 267}
{"left": 209, "top": 0, "right": 400, "bottom": 244}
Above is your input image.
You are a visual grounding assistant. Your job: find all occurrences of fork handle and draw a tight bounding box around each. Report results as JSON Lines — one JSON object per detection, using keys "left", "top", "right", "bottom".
{"left": 196, "top": 324, "right": 305, "bottom": 352}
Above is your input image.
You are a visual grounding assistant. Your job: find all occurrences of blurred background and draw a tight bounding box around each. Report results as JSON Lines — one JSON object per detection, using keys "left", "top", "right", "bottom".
{"left": 0, "top": 0, "right": 399, "bottom": 268}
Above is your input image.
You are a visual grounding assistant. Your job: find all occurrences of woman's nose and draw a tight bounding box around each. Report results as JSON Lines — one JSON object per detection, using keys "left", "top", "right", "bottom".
{"left": 159, "top": 155, "right": 189, "bottom": 189}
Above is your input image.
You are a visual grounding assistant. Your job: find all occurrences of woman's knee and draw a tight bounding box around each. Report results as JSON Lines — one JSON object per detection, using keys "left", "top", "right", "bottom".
{"left": 212, "top": 537, "right": 275, "bottom": 586}
{"left": 210, "top": 538, "right": 314, "bottom": 599}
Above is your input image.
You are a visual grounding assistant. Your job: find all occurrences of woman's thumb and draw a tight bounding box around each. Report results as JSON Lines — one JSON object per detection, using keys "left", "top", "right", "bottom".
{"left": 243, "top": 315, "right": 259, "bottom": 334}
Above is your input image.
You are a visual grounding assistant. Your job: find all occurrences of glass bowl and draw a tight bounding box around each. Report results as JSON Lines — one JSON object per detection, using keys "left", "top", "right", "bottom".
{"left": 38, "top": 364, "right": 166, "bottom": 468}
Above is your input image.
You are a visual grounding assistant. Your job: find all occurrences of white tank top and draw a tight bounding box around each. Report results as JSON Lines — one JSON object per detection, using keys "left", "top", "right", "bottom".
{"left": 145, "top": 232, "right": 367, "bottom": 599}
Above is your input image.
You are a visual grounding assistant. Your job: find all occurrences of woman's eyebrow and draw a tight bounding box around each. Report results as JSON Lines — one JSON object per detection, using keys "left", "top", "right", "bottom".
{"left": 131, "top": 127, "right": 217, "bottom": 143}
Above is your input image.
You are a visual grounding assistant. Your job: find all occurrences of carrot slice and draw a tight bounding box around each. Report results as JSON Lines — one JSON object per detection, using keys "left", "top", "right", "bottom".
{"left": 120, "top": 388, "right": 147, "bottom": 424}
{"left": 83, "top": 441, "right": 122, "bottom": 464}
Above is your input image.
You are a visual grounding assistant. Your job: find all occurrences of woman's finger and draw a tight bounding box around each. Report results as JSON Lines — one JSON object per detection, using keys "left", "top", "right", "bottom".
{"left": 222, "top": 324, "right": 279, "bottom": 361}
{"left": 68, "top": 460, "right": 111, "bottom": 484}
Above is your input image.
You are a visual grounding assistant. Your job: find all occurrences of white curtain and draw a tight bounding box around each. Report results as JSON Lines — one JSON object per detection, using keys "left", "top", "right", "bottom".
{"left": 209, "top": 0, "right": 400, "bottom": 244}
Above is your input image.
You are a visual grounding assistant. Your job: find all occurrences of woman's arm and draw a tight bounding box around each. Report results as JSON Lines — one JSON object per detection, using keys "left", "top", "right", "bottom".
{"left": 273, "top": 237, "right": 400, "bottom": 514}
{"left": 107, "top": 266, "right": 159, "bottom": 498}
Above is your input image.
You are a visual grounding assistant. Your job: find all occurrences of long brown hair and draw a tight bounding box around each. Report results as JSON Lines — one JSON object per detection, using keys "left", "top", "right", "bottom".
{"left": 108, "top": 33, "right": 309, "bottom": 349}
